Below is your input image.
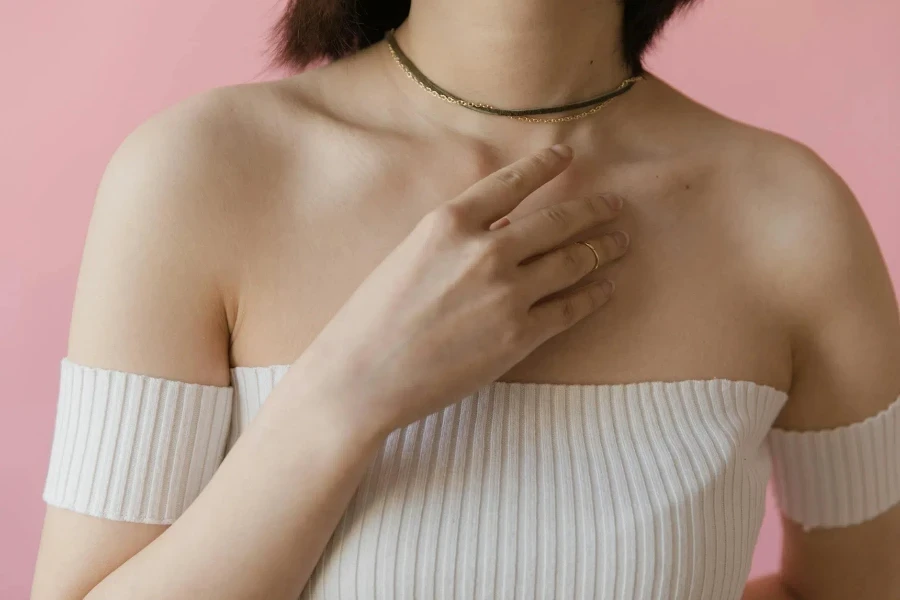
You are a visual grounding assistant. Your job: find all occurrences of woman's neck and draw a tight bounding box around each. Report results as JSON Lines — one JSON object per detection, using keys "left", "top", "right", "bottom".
{"left": 397, "top": 0, "right": 630, "bottom": 111}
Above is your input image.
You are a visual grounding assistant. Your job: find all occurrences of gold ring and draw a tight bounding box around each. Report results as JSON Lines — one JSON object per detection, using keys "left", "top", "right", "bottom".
{"left": 575, "top": 241, "right": 601, "bottom": 272}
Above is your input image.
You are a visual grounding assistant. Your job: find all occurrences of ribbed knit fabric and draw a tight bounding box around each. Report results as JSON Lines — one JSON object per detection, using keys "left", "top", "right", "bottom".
{"left": 769, "top": 396, "right": 900, "bottom": 531}
{"left": 232, "top": 366, "right": 787, "bottom": 600}
{"left": 42, "top": 360, "right": 900, "bottom": 599}
{"left": 43, "top": 359, "right": 233, "bottom": 524}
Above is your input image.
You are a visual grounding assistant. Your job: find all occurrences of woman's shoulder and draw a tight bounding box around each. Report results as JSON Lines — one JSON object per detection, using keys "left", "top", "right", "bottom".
{"left": 68, "top": 80, "right": 320, "bottom": 379}
{"left": 690, "top": 104, "right": 891, "bottom": 350}
{"left": 650, "top": 78, "right": 873, "bottom": 303}
{"left": 91, "top": 86, "right": 266, "bottom": 279}
{"left": 648, "top": 75, "right": 884, "bottom": 336}
{"left": 95, "top": 76, "right": 341, "bottom": 254}
{"left": 111, "top": 79, "right": 315, "bottom": 203}
{"left": 713, "top": 118, "right": 872, "bottom": 292}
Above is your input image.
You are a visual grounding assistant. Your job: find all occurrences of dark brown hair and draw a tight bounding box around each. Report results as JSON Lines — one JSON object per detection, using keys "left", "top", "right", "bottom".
{"left": 269, "top": 0, "right": 698, "bottom": 75}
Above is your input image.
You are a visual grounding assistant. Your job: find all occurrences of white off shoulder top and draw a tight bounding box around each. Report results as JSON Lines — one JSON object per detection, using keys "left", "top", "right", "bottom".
{"left": 43, "top": 359, "right": 900, "bottom": 600}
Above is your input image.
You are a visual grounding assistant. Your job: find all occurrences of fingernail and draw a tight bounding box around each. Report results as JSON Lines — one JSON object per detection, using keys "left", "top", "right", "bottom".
{"left": 550, "top": 144, "right": 573, "bottom": 159}
{"left": 601, "top": 280, "right": 615, "bottom": 295}
{"left": 604, "top": 194, "right": 624, "bottom": 210}
{"left": 489, "top": 217, "right": 510, "bottom": 230}
{"left": 611, "top": 230, "right": 630, "bottom": 248}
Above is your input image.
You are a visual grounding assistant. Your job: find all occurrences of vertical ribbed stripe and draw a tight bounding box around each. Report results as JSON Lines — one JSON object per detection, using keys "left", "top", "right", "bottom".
{"left": 670, "top": 383, "right": 714, "bottom": 599}
{"left": 414, "top": 408, "right": 449, "bottom": 600}
{"left": 652, "top": 384, "right": 698, "bottom": 599}
{"left": 711, "top": 381, "right": 738, "bottom": 600}
{"left": 768, "top": 394, "right": 900, "bottom": 530}
{"left": 496, "top": 386, "right": 519, "bottom": 600}
{"left": 456, "top": 387, "right": 490, "bottom": 600}
{"left": 719, "top": 382, "right": 749, "bottom": 595}
{"left": 535, "top": 383, "right": 557, "bottom": 599}
{"left": 392, "top": 417, "right": 425, "bottom": 599}
{"left": 596, "top": 385, "right": 633, "bottom": 599}
{"left": 43, "top": 359, "right": 233, "bottom": 524}
{"left": 476, "top": 385, "right": 506, "bottom": 599}
{"left": 567, "top": 386, "right": 596, "bottom": 599}
{"left": 646, "top": 383, "right": 688, "bottom": 599}
{"left": 580, "top": 385, "right": 614, "bottom": 600}
{"left": 625, "top": 384, "right": 670, "bottom": 600}
{"left": 516, "top": 384, "right": 538, "bottom": 600}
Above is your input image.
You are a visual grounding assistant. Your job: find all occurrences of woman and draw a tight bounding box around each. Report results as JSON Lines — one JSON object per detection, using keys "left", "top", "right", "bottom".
{"left": 31, "top": 0, "right": 900, "bottom": 598}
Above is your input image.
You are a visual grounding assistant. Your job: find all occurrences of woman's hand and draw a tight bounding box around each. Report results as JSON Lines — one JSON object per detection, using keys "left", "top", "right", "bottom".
{"left": 292, "top": 145, "right": 629, "bottom": 438}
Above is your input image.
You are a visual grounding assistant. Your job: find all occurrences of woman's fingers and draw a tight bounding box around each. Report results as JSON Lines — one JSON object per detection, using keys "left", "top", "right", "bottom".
{"left": 498, "top": 193, "right": 624, "bottom": 258}
{"left": 446, "top": 145, "right": 574, "bottom": 229}
{"left": 529, "top": 278, "right": 616, "bottom": 339}
{"left": 519, "top": 231, "right": 629, "bottom": 300}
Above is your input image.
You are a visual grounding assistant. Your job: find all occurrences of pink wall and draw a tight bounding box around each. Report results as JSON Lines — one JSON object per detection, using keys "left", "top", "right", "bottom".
{"left": 2, "top": 1, "right": 897, "bottom": 596}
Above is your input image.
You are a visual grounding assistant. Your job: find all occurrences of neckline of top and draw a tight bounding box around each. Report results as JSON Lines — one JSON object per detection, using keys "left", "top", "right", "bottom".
{"left": 230, "top": 364, "right": 789, "bottom": 398}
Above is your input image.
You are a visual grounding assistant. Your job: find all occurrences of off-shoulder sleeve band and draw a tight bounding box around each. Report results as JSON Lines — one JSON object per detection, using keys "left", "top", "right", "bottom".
{"left": 43, "top": 359, "right": 233, "bottom": 524}
{"left": 768, "top": 394, "right": 900, "bottom": 531}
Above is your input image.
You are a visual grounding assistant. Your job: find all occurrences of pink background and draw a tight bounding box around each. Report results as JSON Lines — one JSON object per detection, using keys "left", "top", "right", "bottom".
{"left": 2, "top": 1, "right": 898, "bottom": 597}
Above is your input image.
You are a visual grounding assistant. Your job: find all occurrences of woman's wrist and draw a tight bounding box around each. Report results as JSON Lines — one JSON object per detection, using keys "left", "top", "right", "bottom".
{"left": 265, "top": 357, "right": 394, "bottom": 454}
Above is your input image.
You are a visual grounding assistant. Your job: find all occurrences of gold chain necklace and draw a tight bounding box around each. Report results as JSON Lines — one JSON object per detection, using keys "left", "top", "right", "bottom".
{"left": 385, "top": 29, "right": 642, "bottom": 124}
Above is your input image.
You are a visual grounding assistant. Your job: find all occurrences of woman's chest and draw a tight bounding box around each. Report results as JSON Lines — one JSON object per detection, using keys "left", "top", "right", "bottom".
{"left": 230, "top": 145, "right": 791, "bottom": 391}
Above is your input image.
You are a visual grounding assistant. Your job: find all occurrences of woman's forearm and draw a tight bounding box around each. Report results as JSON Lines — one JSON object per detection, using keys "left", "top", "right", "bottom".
{"left": 86, "top": 366, "right": 386, "bottom": 600}
{"left": 743, "top": 575, "right": 801, "bottom": 600}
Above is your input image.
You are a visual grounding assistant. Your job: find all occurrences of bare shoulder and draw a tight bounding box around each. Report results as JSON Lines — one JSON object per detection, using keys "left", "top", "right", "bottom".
{"left": 652, "top": 82, "right": 889, "bottom": 321}
{"left": 69, "top": 79, "right": 321, "bottom": 380}
{"left": 708, "top": 120, "right": 890, "bottom": 319}
{"left": 103, "top": 79, "right": 309, "bottom": 215}
{"left": 695, "top": 110, "right": 900, "bottom": 423}
{"left": 89, "top": 74, "right": 342, "bottom": 271}
{"left": 646, "top": 79, "right": 867, "bottom": 270}
{"left": 85, "top": 80, "right": 305, "bottom": 299}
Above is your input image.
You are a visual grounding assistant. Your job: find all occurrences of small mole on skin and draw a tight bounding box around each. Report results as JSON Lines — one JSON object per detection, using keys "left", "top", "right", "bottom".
{"left": 590, "top": 60, "right": 594, "bottom": 65}
{"left": 685, "top": 183, "right": 691, "bottom": 190}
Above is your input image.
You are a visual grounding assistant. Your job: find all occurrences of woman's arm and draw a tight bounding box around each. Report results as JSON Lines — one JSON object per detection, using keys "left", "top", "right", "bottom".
{"left": 33, "top": 89, "right": 628, "bottom": 599}
{"left": 31, "top": 90, "right": 390, "bottom": 599}
{"left": 31, "top": 89, "right": 240, "bottom": 598}
{"left": 78, "top": 368, "right": 388, "bottom": 600}
{"left": 741, "top": 141, "right": 900, "bottom": 599}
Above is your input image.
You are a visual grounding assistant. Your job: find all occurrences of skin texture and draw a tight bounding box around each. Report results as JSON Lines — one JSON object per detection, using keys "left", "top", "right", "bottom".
{"left": 31, "top": 0, "right": 900, "bottom": 597}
